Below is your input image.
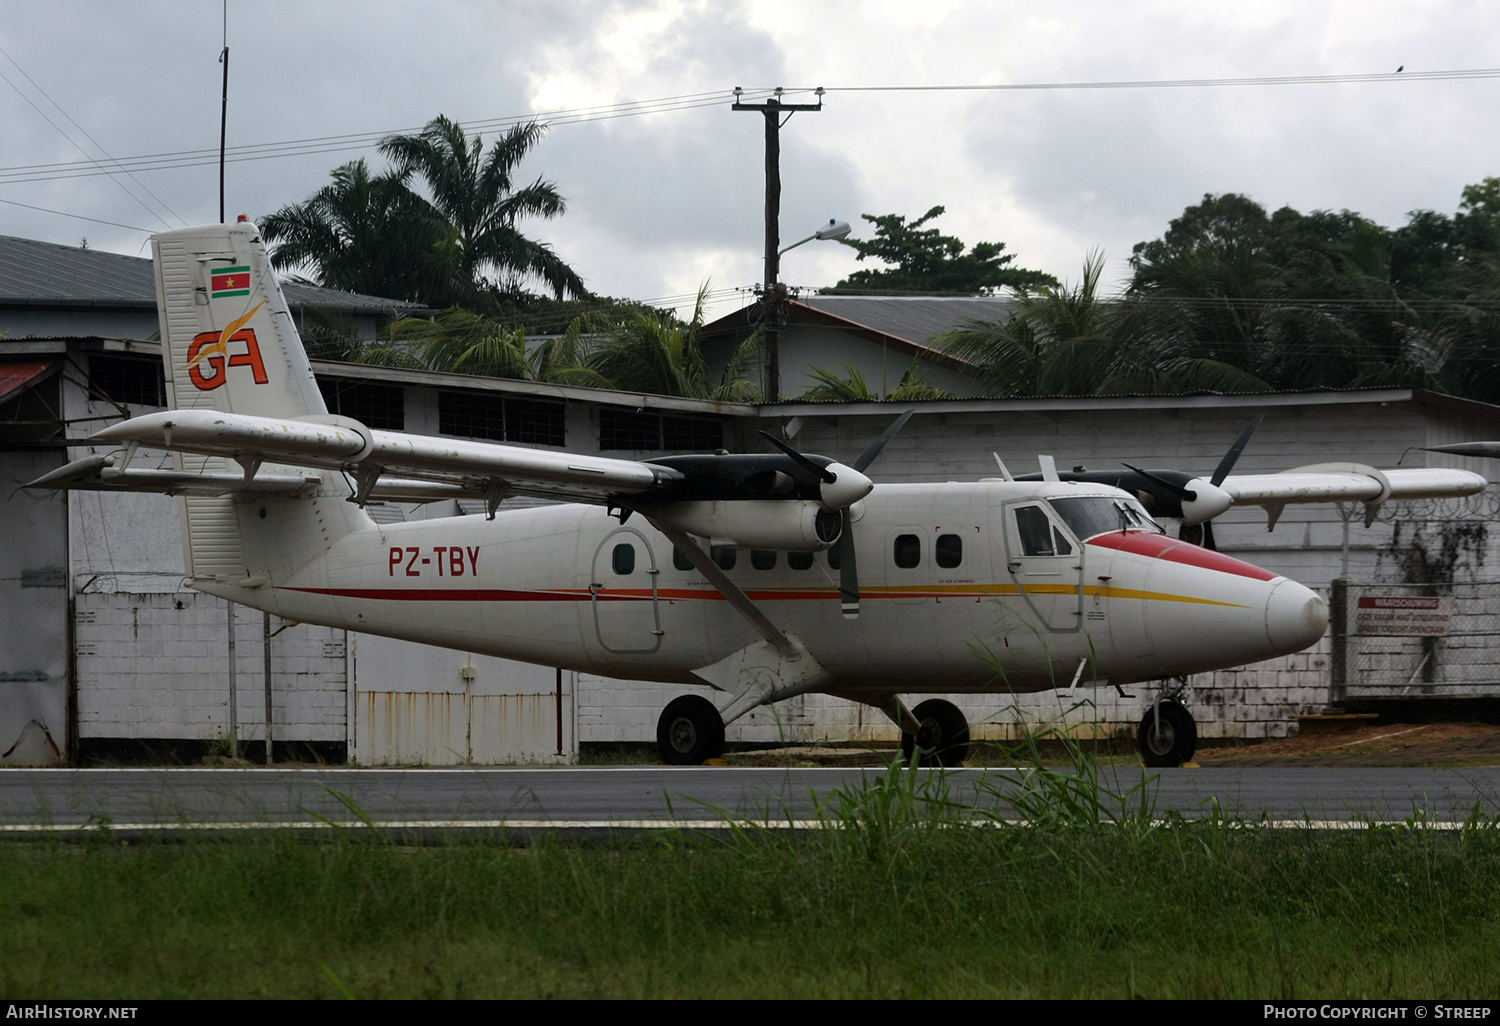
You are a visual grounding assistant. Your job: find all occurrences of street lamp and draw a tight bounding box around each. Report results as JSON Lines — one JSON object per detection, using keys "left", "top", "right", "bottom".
{"left": 763, "top": 219, "right": 851, "bottom": 400}
{"left": 779, "top": 219, "right": 851, "bottom": 256}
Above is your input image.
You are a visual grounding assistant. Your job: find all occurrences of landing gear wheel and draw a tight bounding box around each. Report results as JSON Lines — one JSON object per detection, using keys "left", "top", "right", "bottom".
{"left": 900, "top": 699, "right": 971, "bottom": 767}
{"left": 657, "top": 695, "right": 726, "bottom": 765}
{"left": 1137, "top": 700, "right": 1197, "bottom": 767}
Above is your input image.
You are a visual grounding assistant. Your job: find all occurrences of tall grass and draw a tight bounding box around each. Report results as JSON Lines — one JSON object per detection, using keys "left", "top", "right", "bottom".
{"left": 3, "top": 750, "right": 1499, "bottom": 998}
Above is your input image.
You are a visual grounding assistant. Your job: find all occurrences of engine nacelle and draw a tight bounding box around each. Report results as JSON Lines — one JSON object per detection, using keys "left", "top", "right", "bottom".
{"left": 644, "top": 500, "right": 841, "bottom": 551}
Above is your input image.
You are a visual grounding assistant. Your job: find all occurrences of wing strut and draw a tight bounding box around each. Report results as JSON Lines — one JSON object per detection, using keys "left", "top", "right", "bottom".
{"left": 648, "top": 518, "right": 833, "bottom": 726}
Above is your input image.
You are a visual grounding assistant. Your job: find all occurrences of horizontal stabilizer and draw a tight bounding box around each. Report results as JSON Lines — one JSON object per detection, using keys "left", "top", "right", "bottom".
{"left": 27, "top": 454, "right": 317, "bottom": 496}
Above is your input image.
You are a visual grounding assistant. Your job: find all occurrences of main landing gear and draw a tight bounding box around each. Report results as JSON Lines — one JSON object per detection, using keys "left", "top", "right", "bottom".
{"left": 899, "top": 698, "right": 972, "bottom": 768}
{"left": 657, "top": 695, "right": 726, "bottom": 765}
{"left": 1137, "top": 679, "right": 1197, "bottom": 768}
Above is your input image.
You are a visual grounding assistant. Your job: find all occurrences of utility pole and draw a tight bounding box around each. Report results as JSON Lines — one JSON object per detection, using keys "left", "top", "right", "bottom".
{"left": 733, "top": 87, "right": 823, "bottom": 401}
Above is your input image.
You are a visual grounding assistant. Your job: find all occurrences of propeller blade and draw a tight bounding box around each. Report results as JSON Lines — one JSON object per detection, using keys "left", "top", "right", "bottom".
{"left": 1210, "top": 415, "right": 1264, "bottom": 487}
{"left": 758, "top": 430, "right": 836, "bottom": 484}
{"left": 837, "top": 507, "right": 859, "bottom": 619}
{"left": 1202, "top": 519, "right": 1218, "bottom": 552}
{"left": 853, "top": 409, "right": 915, "bottom": 473}
{"left": 1121, "top": 463, "right": 1197, "bottom": 502}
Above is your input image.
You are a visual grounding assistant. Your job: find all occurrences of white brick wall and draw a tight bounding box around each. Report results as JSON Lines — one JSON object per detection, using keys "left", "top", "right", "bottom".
{"left": 76, "top": 591, "right": 347, "bottom": 742}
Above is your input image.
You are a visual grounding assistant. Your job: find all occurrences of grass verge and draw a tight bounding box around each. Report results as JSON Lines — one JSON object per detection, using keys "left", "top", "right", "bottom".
{"left": 4, "top": 754, "right": 1500, "bottom": 998}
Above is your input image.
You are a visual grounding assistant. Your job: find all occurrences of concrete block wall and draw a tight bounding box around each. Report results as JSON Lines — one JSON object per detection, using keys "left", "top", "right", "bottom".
{"left": 576, "top": 624, "right": 1335, "bottom": 746}
{"left": 75, "top": 590, "right": 347, "bottom": 742}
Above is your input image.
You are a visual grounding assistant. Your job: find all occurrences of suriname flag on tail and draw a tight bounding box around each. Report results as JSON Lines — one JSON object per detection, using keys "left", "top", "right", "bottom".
{"left": 210, "top": 266, "right": 250, "bottom": 298}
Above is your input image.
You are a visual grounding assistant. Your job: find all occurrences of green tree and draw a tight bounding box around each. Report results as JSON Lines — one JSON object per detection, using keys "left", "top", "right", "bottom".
{"left": 379, "top": 116, "right": 585, "bottom": 309}
{"left": 586, "top": 287, "right": 761, "bottom": 401}
{"left": 260, "top": 158, "right": 442, "bottom": 303}
{"left": 797, "top": 360, "right": 953, "bottom": 401}
{"left": 939, "top": 251, "right": 1269, "bottom": 397}
{"left": 360, "top": 308, "right": 609, "bottom": 387}
{"left": 831, "top": 206, "right": 1057, "bottom": 294}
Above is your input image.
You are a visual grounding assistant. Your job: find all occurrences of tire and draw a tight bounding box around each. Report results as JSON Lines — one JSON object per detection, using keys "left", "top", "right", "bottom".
{"left": 899, "top": 698, "right": 971, "bottom": 767}
{"left": 657, "top": 695, "right": 726, "bottom": 765}
{"left": 1137, "top": 700, "right": 1196, "bottom": 767}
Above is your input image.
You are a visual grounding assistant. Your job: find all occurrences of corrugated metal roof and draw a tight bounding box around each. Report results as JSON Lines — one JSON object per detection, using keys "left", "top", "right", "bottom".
{"left": 0, "top": 359, "right": 57, "bottom": 404}
{"left": 797, "top": 295, "right": 1014, "bottom": 344}
{"left": 0, "top": 234, "right": 417, "bottom": 313}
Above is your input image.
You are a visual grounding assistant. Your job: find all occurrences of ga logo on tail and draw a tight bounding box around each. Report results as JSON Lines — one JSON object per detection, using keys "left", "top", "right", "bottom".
{"left": 183, "top": 302, "right": 268, "bottom": 390}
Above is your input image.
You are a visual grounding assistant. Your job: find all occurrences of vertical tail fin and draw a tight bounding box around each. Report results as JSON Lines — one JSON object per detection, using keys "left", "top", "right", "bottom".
{"left": 150, "top": 222, "right": 369, "bottom": 587}
{"left": 153, "top": 221, "right": 326, "bottom": 419}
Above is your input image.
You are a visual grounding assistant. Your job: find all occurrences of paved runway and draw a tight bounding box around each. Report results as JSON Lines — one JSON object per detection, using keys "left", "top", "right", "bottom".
{"left": 3, "top": 765, "right": 1500, "bottom": 832}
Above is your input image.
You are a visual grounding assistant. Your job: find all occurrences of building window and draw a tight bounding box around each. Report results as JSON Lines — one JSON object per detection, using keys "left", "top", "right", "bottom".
{"left": 319, "top": 379, "right": 404, "bottom": 430}
{"left": 90, "top": 354, "right": 164, "bottom": 407}
{"left": 439, "top": 391, "right": 565, "bottom": 446}
{"left": 598, "top": 407, "right": 724, "bottom": 451}
{"left": 936, "top": 534, "right": 963, "bottom": 569}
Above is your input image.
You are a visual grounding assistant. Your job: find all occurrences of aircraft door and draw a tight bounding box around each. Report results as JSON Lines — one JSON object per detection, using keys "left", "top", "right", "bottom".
{"left": 590, "top": 528, "right": 663, "bottom": 654}
{"left": 999, "top": 500, "right": 1083, "bottom": 632}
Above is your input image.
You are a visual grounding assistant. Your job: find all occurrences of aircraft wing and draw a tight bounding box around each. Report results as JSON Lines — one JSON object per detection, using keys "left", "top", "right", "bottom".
{"left": 1223, "top": 464, "right": 1486, "bottom": 504}
{"left": 67, "top": 408, "right": 685, "bottom": 505}
{"left": 1220, "top": 462, "right": 1486, "bottom": 528}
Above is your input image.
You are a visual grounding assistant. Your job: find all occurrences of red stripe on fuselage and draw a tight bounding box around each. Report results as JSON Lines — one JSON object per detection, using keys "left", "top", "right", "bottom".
{"left": 1085, "top": 531, "right": 1278, "bottom": 581}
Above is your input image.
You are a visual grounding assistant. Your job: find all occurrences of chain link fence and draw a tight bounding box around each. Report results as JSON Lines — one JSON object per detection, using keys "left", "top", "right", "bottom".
{"left": 1331, "top": 579, "right": 1500, "bottom": 699}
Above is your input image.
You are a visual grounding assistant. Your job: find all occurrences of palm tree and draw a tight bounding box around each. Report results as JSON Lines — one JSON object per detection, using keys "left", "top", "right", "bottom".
{"left": 940, "top": 251, "right": 1271, "bottom": 396}
{"left": 260, "top": 159, "right": 440, "bottom": 302}
{"left": 586, "top": 287, "right": 760, "bottom": 401}
{"left": 365, "top": 309, "right": 610, "bottom": 387}
{"left": 379, "top": 116, "right": 586, "bottom": 308}
{"left": 798, "top": 360, "right": 953, "bottom": 400}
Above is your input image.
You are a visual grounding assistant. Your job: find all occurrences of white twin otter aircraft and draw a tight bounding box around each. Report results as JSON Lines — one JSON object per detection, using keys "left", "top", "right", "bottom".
{"left": 29, "top": 223, "right": 1488, "bottom": 767}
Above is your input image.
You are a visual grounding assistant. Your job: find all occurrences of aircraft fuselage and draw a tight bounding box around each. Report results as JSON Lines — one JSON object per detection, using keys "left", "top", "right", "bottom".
{"left": 210, "top": 480, "right": 1329, "bottom": 699}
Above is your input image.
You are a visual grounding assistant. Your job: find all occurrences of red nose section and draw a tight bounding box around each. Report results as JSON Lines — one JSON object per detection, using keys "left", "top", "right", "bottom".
{"left": 1086, "top": 531, "right": 1278, "bottom": 582}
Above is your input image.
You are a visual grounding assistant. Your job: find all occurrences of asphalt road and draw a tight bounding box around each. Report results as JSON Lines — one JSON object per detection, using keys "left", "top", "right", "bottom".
{"left": 3, "top": 765, "right": 1500, "bottom": 833}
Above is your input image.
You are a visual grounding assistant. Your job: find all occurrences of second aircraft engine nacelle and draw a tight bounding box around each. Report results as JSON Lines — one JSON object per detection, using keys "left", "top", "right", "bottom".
{"left": 645, "top": 500, "right": 842, "bottom": 551}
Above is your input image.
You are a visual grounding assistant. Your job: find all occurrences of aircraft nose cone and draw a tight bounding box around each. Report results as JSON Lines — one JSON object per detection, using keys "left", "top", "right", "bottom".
{"left": 1265, "top": 579, "right": 1329, "bottom": 654}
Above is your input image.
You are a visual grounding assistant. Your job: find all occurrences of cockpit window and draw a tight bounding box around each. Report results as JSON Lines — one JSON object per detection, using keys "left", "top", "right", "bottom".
{"left": 1050, "top": 495, "right": 1164, "bottom": 541}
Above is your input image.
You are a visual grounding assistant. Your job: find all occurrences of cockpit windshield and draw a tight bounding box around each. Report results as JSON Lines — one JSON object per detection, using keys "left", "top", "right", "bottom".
{"left": 1049, "top": 495, "right": 1164, "bottom": 541}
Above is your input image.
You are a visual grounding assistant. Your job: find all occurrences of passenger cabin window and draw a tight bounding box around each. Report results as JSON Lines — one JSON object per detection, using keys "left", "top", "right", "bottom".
{"left": 936, "top": 533, "right": 962, "bottom": 569}
{"left": 788, "top": 551, "right": 814, "bottom": 571}
{"left": 893, "top": 533, "right": 921, "bottom": 569}
{"left": 827, "top": 545, "right": 841, "bottom": 570}
{"left": 612, "top": 544, "right": 635, "bottom": 575}
{"left": 672, "top": 547, "right": 693, "bottom": 571}
{"left": 711, "top": 546, "right": 736, "bottom": 570}
{"left": 1014, "top": 507, "right": 1073, "bottom": 557}
{"left": 751, "top": 550, "right": 777, "bottom": 570}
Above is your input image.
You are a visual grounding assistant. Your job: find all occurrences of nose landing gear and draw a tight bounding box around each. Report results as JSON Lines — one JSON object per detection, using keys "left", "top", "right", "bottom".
{"left": 1137, "top": 678, "right": 1197, "bottom": 767}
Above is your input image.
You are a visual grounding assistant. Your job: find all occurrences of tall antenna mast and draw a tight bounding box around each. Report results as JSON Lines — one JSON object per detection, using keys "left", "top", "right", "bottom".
{"left": 218, "top": 1, "right": 229, "bottom": 223}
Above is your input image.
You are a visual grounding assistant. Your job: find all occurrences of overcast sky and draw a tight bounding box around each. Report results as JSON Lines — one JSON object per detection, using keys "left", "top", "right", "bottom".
{"left": 2, "top": 1, "right": 1498, "bottom": 316}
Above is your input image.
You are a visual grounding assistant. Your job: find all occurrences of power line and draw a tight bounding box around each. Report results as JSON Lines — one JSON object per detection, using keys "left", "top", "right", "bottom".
{"left": 817, "top": 67, "right": 1500, "bottom": 93}
{"left": 0, "top": 196, "right": 152, "bottom": 233}
{"left": 0, "top": 46, "right": 181, "bottom": 228}
{"left": 6, "top": 64, "right": 1493, "bottom": 189}
{"left": 0, "top": 90, "right": 774, "bottom": 188}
